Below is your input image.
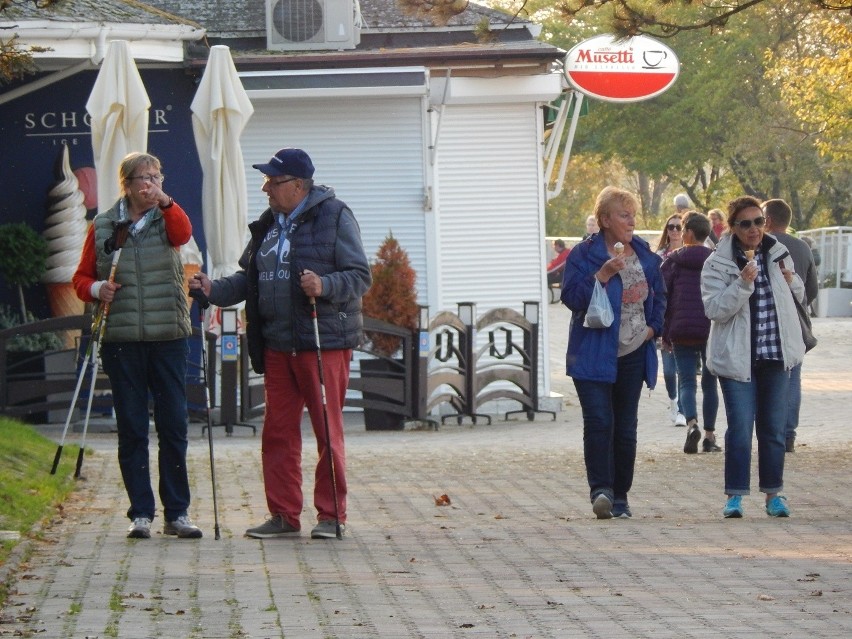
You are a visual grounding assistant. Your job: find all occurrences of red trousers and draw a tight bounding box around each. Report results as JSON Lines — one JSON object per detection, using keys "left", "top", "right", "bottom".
{"left": 262, "top": 348, "right": 350, "bottom": 528}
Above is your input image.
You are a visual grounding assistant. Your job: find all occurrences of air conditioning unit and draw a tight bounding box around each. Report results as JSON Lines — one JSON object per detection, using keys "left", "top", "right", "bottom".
{"left": 266, "top": 0, "right": 360, "bottom": 51}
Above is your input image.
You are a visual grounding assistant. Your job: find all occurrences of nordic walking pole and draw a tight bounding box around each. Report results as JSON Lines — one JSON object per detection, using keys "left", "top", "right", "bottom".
{"left": 50, "top": 311, "right": 104, "bottom": 475}
{"left": 72, "top": 220, "right": 131, "bottom": 478}
{"left": 189, "top": 286, "right": 221, "bottom": 540}
{"left": 51, "top": 220, "right": 130, "bottom": 475}
{"left": 309, "top": 295, "right": 342, "bottom": 539}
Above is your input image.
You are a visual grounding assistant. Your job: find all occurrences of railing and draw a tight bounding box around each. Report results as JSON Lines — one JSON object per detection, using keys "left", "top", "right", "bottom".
{"left": 3, "top": 304, "right": 551, "bottom": 428}
{"left": 0, "top": 314, "right": 216, "bottom": 423}
{"left": 797, "top": 227, "right": 852, "bottom": 289}
{"left": 797, "top": 227, "right": 852, "bottom": 318}
{"left": 235, "top": 303, "right": 551, "bottom": 429}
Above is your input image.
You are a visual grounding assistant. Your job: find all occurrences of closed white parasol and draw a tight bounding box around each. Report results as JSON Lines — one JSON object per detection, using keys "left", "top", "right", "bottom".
{"left": 85, "top": 40, "right": 150, "bottom": 213}
{"left": 191, "top": 45, "right": 254, "bottom": 279}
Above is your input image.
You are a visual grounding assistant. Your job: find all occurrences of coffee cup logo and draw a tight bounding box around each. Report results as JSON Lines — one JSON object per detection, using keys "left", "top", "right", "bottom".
{"left": 643, "top": 50, "right": 667, "bottom": 68}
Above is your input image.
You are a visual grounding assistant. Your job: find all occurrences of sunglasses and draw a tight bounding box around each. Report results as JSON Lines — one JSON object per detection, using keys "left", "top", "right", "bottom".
{"left": 734, "top": 216, "right": 766, "bottom": 230}
{"left": 667, "top": 223, "right": 682, "bottom": 232}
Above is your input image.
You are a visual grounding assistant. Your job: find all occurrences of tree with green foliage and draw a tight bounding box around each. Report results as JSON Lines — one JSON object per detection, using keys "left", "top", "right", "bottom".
{"left": 417, "top": 0, "right": 852, "bottom": 37}
{"left": 765, "top": 15, "right": 852, "bottom": 164}
{"left": 499, "top": 0, "right": 850, "bottom": 232}
{"left": 0, "top": 0, "right": 56, "bottom": 85}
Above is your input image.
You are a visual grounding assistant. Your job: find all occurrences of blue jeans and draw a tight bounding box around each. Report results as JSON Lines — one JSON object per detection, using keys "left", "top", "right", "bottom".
{"left": 573, "top": 346, "right": 646, "bottom": 503}
{"left": 661, "top": 349, "right": 682, "bottom": 411}
{"left": 101, "top": 339, "right": 191, "bottom": 522}
{"left": 718, "top": 360, "right": 789, "bottom": 496}
{"left": 786, "top": 363, "right": 802, "bottom": 442}
{"left": 672, "top": 344, "right": 718, "bottom": 431}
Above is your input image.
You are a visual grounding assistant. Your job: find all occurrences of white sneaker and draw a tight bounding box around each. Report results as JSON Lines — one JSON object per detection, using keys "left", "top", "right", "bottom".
{"left": 668, "top": 398, "right": 679, "bottom": 425}
{"left": 675, "top": 412, "right": 687, "bottom": 427}
{"left": 164, "top": 515, "right": 203, "bottom": 539}
{"left": 127, "top": 517, "right": 151, "bottom": 539}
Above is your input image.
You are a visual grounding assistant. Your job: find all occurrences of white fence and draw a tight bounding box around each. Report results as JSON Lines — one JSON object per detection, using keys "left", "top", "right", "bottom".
{"left": 798, "top": 227, "right": 852, "bottom": 317}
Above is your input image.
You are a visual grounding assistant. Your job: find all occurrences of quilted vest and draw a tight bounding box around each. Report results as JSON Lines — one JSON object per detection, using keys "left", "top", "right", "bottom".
{"left": 93, "top": 203, "right": 190, "bottom": 342}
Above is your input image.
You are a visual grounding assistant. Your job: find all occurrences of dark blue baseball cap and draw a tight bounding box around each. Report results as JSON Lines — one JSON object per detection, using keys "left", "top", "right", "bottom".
{"left": 252, "top": 148, "right": 315, "bottom": 178}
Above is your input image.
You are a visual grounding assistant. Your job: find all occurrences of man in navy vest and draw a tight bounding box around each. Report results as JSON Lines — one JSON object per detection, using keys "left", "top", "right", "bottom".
{"left": 192, "top": 148, "right": 371, "bottom": 539}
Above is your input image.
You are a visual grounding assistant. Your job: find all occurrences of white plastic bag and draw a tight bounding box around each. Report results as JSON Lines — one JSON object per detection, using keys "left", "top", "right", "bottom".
{"left": 583, "top": 279, "right": 614, "bottom": 328}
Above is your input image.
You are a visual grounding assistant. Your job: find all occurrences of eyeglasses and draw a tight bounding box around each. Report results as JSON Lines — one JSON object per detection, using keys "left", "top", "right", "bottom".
{"left": 667, "top": 223, "right": 682, "bottom": 232}
{"left": 127, "top": 174, "right": 164, "bottom": 184}
{"left": 263, "top": 176, "right": 298, "bottom": 187}
{"left": 734, "top": 216, "right": 766, "bottom": 230}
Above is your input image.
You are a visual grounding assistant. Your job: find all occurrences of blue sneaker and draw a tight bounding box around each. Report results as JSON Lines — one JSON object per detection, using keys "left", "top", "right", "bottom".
{"left": 612, "top": 500, "right": 632, "bottom": 519}
{"left": 723, "top": 495, "right": 743, "bottom": 518}
{"left": 765, "top": 496, "right": 790, "bottom": 517}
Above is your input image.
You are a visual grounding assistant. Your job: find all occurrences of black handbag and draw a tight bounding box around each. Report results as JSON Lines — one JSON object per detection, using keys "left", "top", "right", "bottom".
{"left": 793, "top": 295, "right": 817, "bottom": 352}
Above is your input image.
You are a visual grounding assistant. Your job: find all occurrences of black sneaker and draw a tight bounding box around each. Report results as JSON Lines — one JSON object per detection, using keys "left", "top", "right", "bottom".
{"left": 703, "top": 438, "right": 722, "bottom": 453}
{"left": 684, "top": 424, "right": 701, "bottom": 454}
{"left": 785, "top": 438, "right": 795, "bottom": 453}
{"left": 592, "top": 493, "right": 613, "bottom": 519}
{"left": 311, "top": 520, "right": 345, "bottom": 539}
{"left": 245, "top": 515, "right": 300, "bottom": 539}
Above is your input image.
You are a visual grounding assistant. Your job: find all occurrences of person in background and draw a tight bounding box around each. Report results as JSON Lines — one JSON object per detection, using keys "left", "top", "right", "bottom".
{"left": 547, "top": 238, "right": 570, "bottom": 286}
{"left": 708, "top": 208, "right": 726, "bottom": 244}
{"left": 655, "top": 213, "right": 687, "bottom": 428}
{"left": 701, "top": 195, "right": 805, "bottom": 519}
{"left": 561, "top": 186, "right": 666, "bottom": 519}
{"left": 673, "top": 193, "right": 691, "bottom": 215}
{"left": 763, "top": 198, "right": 819, "bottom": 453}
{"left": 661, "top": 212, "right": 720, "bottom": 454}
{"left": 582, "top": 214, "right": 599, "bottom": 240}
{"left": 190, "top": 148, "right": 371, "bottom": 540}
{"left": 72, "top": 152, "right": 201, "bottom": 540}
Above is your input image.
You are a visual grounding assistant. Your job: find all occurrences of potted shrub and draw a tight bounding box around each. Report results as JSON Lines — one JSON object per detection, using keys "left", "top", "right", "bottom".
{"left": 360, "top": 233, "right": 420, "bottom": 430}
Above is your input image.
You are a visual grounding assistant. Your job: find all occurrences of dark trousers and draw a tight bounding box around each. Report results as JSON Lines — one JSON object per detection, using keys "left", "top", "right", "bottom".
{"left": 101, "top": 339, "right": 191, "bottom": 522}
{"left": 573, "top": 346, "right": 646, "bottom": 502}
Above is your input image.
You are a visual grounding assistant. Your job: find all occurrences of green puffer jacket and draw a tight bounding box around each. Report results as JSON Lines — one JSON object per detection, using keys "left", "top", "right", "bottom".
{"left": 93, "top": 204, "right": 190, "bottom": 342}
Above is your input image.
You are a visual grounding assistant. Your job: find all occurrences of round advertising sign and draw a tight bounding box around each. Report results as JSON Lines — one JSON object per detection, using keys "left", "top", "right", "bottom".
{"left": 564, "top": 34, "right": 679, "bottom": 103}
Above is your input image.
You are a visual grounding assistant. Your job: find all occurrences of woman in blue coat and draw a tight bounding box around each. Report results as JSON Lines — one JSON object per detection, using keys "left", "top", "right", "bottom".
{"left": 561, "top": 187, "right": 666, "bottom": 519}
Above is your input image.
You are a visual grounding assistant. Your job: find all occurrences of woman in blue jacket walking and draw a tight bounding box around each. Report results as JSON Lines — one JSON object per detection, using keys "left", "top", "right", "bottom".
{"left": 561, "top": 187, "right": 666, "bottom": 519}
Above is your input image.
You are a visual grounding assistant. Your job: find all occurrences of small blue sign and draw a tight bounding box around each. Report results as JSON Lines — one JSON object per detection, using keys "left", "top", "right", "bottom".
{"left": 419, "top": 331, "right": 429, "bottom": 357}
{"left": 221, "top": 335, "right": 238, "bottom": 362}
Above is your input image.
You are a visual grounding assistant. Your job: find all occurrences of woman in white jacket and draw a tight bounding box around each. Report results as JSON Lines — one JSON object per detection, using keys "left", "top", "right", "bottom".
{"left": 701, "top": 196, "right": 805, "bottom": 519}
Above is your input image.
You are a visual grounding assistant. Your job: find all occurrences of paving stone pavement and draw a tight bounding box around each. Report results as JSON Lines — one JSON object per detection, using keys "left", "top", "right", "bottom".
{"left": 1, "top": 313, "right": 850, "bottom": 639}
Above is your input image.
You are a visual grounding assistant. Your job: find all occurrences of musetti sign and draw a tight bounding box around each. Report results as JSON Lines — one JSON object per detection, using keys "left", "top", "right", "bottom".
{"left": 564, "top": 34, "right": 679, "bottom": 103}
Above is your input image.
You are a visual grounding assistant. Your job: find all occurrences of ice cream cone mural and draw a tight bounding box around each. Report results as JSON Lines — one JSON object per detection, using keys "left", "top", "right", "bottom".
{"left": 181, "top": 236, "right": 204, "bottom": 310}
{"left": 41, "top": 146, "right": 88, "bottom": 346}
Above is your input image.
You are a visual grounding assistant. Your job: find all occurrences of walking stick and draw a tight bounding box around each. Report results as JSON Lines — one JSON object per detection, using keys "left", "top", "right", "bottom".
{"left": 309, "top": 296, "right": 342, "bottom": 539}
{"left": 189, "top": 287, "right": 221, "bottom": 540}
{"left": 51, "top": 220, "right": 131, "bottom": 476}
{"left": 49, "top": 311, "right": 104, "bottom": 475}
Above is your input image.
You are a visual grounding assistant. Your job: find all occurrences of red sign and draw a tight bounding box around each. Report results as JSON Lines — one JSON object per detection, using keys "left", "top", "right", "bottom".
{"left": 564, "top": 34, "right": 679, "bottom": 103}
